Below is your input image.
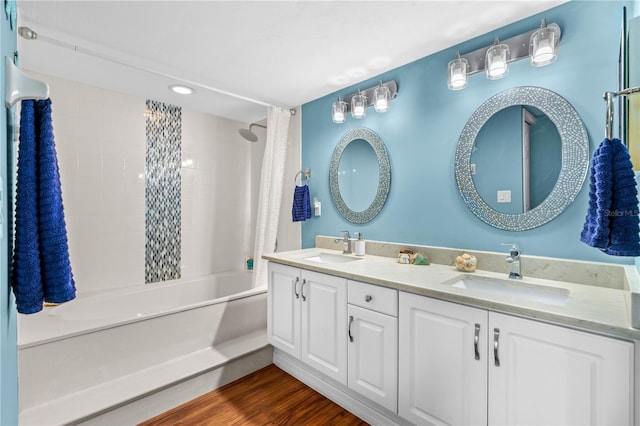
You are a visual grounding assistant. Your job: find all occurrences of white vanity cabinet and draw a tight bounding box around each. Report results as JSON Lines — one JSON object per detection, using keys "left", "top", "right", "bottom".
{"left": 347, "top": 280, "right": 398, "bottom": 413}
{"left": 488, "top": 311, "right": 633, "bottom": 426}
{"left": 399, "top": 292, "right": 634, "bottom": 426}
{"left": 267, "top": 262, "right": 348, "bottom": 385}
{"left": 398, "top": 292, "right": 488, "bottom": 425}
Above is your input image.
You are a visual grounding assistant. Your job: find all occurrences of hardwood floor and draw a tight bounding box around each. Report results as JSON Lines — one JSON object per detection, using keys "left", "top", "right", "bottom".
{"left": 139, "top": 364, "right": 369, "bottom": 426}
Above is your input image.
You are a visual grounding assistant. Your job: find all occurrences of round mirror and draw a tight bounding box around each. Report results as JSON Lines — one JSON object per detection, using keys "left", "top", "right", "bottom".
{"left": 330, "top": 128, "right": 391, "bottom": 223}
{"left": 471, "top": 105, "right": 562, "bottom": 214}
{"left": 338, "top": 138, "right": 379, "bottom": 212}
{"left": 455, "top": 86, "right": 589, "bottom": 231}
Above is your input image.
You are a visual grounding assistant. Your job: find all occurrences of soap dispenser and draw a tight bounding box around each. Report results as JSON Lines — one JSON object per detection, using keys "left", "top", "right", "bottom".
{"left": 355, "top": 232, "right": 365, "bottom": 256}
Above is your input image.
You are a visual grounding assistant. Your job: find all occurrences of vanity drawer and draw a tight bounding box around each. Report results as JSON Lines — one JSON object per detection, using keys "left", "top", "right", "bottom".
{"left": 348, "top": 280, "right": 398, "bottom": 317}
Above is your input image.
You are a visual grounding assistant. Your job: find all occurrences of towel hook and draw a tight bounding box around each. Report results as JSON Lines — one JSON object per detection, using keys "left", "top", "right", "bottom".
{"left": 5, "top": 57, "right": 49, "bottom": 108}
{"left": 294, "top": 169, "right": 311, "bottom": 185}
{"left": 603, "top": 86, "right": 640, "bottom": 140}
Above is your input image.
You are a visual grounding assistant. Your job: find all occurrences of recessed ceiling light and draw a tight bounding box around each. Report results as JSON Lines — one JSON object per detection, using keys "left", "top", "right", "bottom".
{"left": 169, "top": 84, "right": 194, "bottom": 95}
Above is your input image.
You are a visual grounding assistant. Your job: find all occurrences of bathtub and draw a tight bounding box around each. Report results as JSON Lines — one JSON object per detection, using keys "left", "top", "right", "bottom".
{"left": 18, "top": 271, "right": 271, "bottom": 426}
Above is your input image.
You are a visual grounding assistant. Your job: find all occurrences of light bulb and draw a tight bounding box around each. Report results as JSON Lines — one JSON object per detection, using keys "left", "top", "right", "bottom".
{"left": 533, "top": 43, "right": 554, "bottom": 63}
{"left": 375, "top": 97, "right": 388, "bottom": 112}
{"left": 450, "top": 72, "right": 466, "bottom": 88}
{"left": 488, "top": 58, "right": 507, "bottom": 78}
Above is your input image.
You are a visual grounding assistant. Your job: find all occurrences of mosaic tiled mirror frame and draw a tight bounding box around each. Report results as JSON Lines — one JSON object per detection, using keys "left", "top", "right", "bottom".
{"left": 330, "top": 127, "right": 391, "bottom": 224}
{"left": 454, "top": 86, "right": 589, "bottom": 231}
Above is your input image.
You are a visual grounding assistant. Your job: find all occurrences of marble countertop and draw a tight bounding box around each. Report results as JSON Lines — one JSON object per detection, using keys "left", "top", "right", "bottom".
{"left": 264, "top": 247, "right": 640, "bottom": 341}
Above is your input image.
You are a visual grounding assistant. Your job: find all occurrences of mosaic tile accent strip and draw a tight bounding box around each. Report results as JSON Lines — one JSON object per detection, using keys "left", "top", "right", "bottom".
{"left": 145, "top": 100, "right": 182, "bottom": 283}
{"left": 454, "top": 86, "right": 589, "bottom": 231}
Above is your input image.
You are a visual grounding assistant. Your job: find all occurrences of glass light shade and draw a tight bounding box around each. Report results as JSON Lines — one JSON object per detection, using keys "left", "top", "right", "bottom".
{"left": 486, "top": 43, "right": 509, "bottom": 80}
{"left": 448, "top": 57, "right": 468, "bottom": 90}
{"left": 332, "top": 98, "right": 347, "bottom": 123}
{"left": 374, "top": 84, "right": 391, "bottom": 112}
{"left": 530, "top": 23, "right": 560, "bottom": 67}
{"left": 351, "top": 92, "right": 367, "bottom": 119}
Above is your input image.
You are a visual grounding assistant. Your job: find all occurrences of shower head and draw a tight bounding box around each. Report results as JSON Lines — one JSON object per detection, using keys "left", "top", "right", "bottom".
{"left": 238, "top": 123, "right": 266, "bottom": 142}
{"left": 239, "top": 128, "right": 259, "bottom": 142}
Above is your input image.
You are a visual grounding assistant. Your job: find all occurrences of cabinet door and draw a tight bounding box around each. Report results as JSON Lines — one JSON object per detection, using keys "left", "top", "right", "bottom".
{"left": 399, "top": 292, "right": 488, "bottom": 426}
{"left": 301, "top": 270, "right": 347, "bottom": 385}
{"left": 489, "top": 312, "right": 634, "bottom": 426}
{"left": 267, "top": 263, "right": 301, "bottom": 358}
{"left": 348, "top": 304, "right": 398, "bottom": 413}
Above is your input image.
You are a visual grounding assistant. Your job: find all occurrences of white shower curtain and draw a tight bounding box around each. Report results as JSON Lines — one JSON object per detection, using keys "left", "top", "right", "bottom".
{"left": 252, "top": 106, "right": 292, "bottom": 288}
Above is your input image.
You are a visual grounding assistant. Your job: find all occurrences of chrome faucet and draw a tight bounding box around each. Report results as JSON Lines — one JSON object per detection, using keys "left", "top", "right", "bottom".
{"left": 502, "top": 243, "right": 522, "bottom": 279}
{"left": 335, "top": 231, "right": 352, "bottom": 254}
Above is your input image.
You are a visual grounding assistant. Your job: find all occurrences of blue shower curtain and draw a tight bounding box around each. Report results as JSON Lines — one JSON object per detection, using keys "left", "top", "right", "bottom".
{"left": 12, "top": 99, "right": 76, "bottom": 314}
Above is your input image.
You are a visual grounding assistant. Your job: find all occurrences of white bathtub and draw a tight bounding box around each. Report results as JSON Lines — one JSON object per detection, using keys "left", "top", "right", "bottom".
{"left": 18, "top": 271, "right": 271, "bottom": 425}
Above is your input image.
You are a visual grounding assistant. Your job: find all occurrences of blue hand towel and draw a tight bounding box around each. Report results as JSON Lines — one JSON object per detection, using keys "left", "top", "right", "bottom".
{"left": 11, "top": 100, "right": 44, "bottom": 314}
{"left": 12, "top": 99, "right": 76, "bottom": 314}
{"left": 580, "top": 138, "right": 640, "bottom": 256}
{"left": 292, "top": 184, "right": 312, "bottom": 222}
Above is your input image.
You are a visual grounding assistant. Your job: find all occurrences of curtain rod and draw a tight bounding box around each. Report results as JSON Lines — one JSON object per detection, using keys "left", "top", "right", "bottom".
{"left": 18, "top": 26, "right": 296, "bottom": 115}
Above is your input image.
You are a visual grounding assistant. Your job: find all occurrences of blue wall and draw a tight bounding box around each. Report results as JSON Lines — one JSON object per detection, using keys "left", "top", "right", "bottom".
{"left": 302, "top": 1, "right": 637, "bottom": 264}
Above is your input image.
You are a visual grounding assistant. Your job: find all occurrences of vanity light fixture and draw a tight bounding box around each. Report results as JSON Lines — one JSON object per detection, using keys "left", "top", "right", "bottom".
{"left": 331, "top": 80, "right": 398, "bottom": 124}
{"left": 169, "top": 84, "right": 194, "bottom": 95}
{"left": 447, "top": 52, "right": 468, "bottom": 90}
{"left": 332, "top": 96, "right": 347, "bottom": 123}
{"left": 447, "top": 19, "right": 560, "bottom": 90}
{"left": 351, "top": 89, "right": 367, "bottom": 119}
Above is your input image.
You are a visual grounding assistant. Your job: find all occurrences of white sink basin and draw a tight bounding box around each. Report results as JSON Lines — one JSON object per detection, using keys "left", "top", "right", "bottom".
{"left": 302, "top": 252, "right": 361, "bottom": 264}
{"left": 442, "top": 274, "right": 570, "bottom": 307}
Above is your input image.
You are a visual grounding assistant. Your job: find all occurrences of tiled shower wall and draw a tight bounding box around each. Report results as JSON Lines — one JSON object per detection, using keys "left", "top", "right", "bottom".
{"left": 31, "top": 72, "right": 265, "bottom": 294}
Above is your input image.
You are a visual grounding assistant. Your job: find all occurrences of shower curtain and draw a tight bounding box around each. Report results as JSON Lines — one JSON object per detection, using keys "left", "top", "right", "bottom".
{"left": 252, "top": 106, "right": 292, "bottom": 288}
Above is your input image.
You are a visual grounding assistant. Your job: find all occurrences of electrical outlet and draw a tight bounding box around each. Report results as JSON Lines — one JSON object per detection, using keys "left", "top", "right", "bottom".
{"left": 497, "top": 190, "right": 511, "bottom": 203}
{"left": 470, "top": 163, "right": 476, "bottom": 175}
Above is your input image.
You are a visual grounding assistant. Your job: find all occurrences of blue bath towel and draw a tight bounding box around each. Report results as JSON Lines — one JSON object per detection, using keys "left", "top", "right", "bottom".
{"left": 580, "top": 138, "right": 640, "bottom": 256}
{"left": 292, "top": 185, "right": 312, "bottom": 222}
{"left": 12, "top": 99, "right": 76, "bottom": 314}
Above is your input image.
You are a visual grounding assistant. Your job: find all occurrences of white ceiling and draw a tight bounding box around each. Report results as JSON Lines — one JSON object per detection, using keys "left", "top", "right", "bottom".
{"left": 17, "top": 0, "right": 566, "bottom": 124}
